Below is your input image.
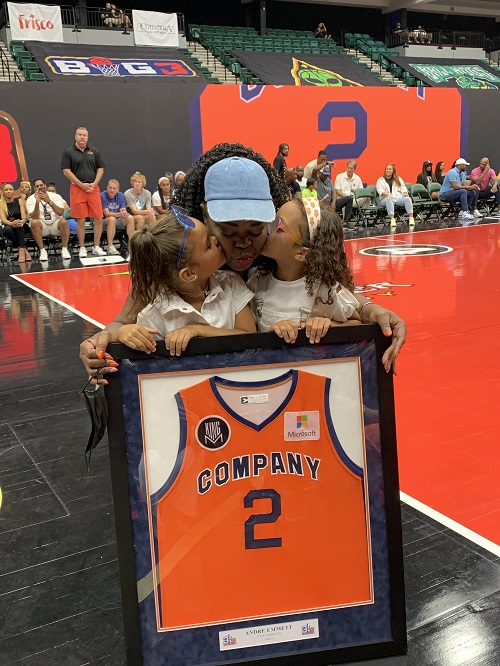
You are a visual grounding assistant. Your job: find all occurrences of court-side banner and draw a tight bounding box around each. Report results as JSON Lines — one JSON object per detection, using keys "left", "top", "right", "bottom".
{"left": 25, "top": 41, "right": 203, "bottom": 82}
{"left": 132, "top": 9, "right": 179, "bottom": 47}
{"left": 388, "top": 56, "right": 500, "bottom": 89}
{"left": 7, "top": 2, "right": 63, "bottom": 42}
{"left": 230, "top": 50, "right": 384, "bottom": 86}
{"left": 195, "top": 85, "right": 462, "bottom": 185}
{"left": 4, "top": 83, "right": 500, "bottom": 200}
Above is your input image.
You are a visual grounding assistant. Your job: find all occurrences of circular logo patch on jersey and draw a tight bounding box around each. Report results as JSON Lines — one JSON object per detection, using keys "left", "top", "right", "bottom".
{"left": 359, "top": 244, "right": 453, "bottom": 257}
{"left": 195, "top": 416, "right": 231, "bottom": 450}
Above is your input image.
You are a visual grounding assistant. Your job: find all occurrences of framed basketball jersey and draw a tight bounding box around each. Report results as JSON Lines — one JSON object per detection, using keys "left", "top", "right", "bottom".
{"left": 106, "top": 327, "right": 407, "bottom": 666}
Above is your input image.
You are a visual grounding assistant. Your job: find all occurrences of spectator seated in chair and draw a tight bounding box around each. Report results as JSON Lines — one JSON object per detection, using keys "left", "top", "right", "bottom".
{"left": 439, "top": 158, "right": 479, "bottom": 224}
{"left": 101, "top": 179, "right": 135, "bottom": 254}
{"left": 302, "top": 178, "right": 318, "bottom": 199}
{"left": 26, "top": 179, "right": 71, "bottom": 262}
{"left": 124, "top": 172, "right": 156, "bottom": 230}
{"left": 417, "top": 160, "right": 439, "bottom": 200}
{"left": 376, "top": 163, "right": 414, "bottom": 227}
{"left": 315, "top": 22, "right": 328, "bottom": 39}
{"left": 152, "top": 177, "right": 172, "bottom": 218}
{"left": 19, "top": 180, "right": 31, "bottom": 203}
{"left": 470, "top": 157, "right": 500, "bottom": 217}
{"left": 285, "top": 168, "right": 302, "bottom": 200}
{"left": 0, "top": 182, "right": 31, "bottom": 263}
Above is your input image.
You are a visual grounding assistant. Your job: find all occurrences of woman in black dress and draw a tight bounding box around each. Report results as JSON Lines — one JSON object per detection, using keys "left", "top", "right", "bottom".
{"left": 0, "top": 183, "right": 31, "bottom": 262}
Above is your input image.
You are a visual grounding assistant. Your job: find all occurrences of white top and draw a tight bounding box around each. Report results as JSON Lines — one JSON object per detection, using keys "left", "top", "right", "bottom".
{"left": 376, "top": 176, "right": 408, "bottom": 198}
{"left": 151, "top": 191, "right": 170, "bottom": 208}
{"left": 334, "top": 172, "right": 363, "bottom": 196}
{"left": 304, "top": 159, "right": 320, "bottom": 180}
{"left": 137, "top": 271, "right": 254, "bottom": 338}
{"left": 26, "top": 192, "right": 65, "bottom": 223}
{"left": 247, "top": 269, "right": 360, "bottom": 332}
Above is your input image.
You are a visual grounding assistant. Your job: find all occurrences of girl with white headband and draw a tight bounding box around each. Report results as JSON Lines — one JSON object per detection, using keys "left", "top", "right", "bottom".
{"left": 247, "top": 197, "right": 361, "bottom": 344}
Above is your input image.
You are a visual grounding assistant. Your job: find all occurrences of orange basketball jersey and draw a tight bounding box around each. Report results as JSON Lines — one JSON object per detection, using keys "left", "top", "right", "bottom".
{"left": 151, "top": 368, "right": 373, "bottom": 630}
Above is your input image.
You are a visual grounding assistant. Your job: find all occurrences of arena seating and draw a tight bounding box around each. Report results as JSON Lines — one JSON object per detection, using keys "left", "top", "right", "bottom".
{"left": 344, "top": 32, "right": 424, "bottom": 86}
{"left": 189, "top": 24, "right": 350, "bottom": 85}
{"left": 9, "top": 40, "right": 47, "bottom": 81}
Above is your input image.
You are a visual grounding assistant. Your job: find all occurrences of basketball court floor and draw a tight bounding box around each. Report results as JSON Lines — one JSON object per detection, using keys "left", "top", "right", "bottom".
{"left": 1, "top": 218, "right": 499, "bottom": 665}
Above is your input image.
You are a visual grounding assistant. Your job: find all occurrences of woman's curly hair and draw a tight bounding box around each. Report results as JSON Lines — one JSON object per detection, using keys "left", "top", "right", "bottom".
{"left": 171, "top": 143, "right": 289, "bottom": 219}
{"left": 293, "top": 199, "right": 355, "bottom": 301}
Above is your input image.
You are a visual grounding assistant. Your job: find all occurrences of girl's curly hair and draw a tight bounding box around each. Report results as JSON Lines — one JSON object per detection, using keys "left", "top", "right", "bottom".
{"left": 171, "top": 143, "right": 289, "bottom": 219}
{"left": 293, "top": 199, "right": 355, "bottom": 301}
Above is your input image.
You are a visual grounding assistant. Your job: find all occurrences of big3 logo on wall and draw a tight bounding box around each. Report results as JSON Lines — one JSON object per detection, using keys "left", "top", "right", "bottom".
{"left": 45, "top": 56, "right": 196, "bottom": 78}
{"left": 0, "top": 111, "right": 29, "bottom": 194}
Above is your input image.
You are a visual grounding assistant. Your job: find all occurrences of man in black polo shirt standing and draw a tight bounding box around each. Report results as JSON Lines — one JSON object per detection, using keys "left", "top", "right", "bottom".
{"left": 61, "top": 127, "right": 106, "bottom": 258}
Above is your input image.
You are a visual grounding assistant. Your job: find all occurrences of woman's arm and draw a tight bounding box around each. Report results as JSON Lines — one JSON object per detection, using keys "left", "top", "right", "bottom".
{"left": 356, "top": 297, "right": 406, "bottom": 373}
{"left": 79, "top": 290, "right": 139, "bottom": 382}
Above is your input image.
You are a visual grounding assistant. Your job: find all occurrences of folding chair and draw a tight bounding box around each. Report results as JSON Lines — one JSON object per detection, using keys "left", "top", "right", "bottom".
{"left": 410, "top": 184, "right": 441, "bottom": 224}
{"left": 476, "top": 178, "right": 499, "bottom": 216}
{"left": 431, "top": 183, "right": 460, "bottom": 219}
{"left": 354, "top": 187, "right": 387, "bottom": 227}
{"left": 0, "top": 224, "right": 14, "bottom": 265}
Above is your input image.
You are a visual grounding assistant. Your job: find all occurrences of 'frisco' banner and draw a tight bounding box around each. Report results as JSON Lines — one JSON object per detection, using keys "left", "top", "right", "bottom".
{"left": 8, "top": 2, "right": 63, "bottom": 42}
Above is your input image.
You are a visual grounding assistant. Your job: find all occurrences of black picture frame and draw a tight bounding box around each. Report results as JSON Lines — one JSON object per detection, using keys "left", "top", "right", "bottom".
{"left": 105, "top": 325, "right": 407, "bottom": 666}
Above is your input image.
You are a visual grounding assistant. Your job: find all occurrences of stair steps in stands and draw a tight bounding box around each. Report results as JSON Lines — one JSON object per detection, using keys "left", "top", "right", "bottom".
{"left": 0, "top": 41, "right": 22, "bottom": 82}
{"left": 186, "top": 42, "right": 239, "bottom": 84}
{"left": 346, "top": 47, "right": 405, "bottom": 86}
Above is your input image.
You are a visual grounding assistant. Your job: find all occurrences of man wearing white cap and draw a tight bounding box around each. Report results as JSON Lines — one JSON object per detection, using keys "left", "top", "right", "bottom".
{"left": 439, "top": 158, "right": 479, "bottom": 224}
{"left": 317, "top": 164, "right": 353, "bottom": 225}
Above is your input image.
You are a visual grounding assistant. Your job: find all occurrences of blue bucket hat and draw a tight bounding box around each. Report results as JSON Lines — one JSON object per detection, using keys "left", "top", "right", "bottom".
{"left": 204, "top": 157, "right": 275, "bottom": 223}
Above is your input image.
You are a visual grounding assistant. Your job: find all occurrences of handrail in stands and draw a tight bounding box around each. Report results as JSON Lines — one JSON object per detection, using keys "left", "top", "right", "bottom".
{"left": 386, "top": 29, "right": 486, "bottom": 50}
{"left": 0, "top": 44, "right": 21, "bottom": 81}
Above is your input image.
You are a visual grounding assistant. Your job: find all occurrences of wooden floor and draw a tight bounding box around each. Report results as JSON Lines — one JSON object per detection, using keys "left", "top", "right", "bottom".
{"left": 1, "top": 216, "right": 500, "bottom": 665}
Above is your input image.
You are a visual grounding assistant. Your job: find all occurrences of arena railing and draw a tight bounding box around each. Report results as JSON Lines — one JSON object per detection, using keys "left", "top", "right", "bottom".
{"left": 75, "top": 6, "right": 185, "bottom": 36}
{"left": 386, "top": 30, "right": 486, "bottom": 50}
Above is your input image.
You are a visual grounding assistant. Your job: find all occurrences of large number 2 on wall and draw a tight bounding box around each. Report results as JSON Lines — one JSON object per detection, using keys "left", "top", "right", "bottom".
{"left": 244, "top": 489, "right": 282, "bottom": 549}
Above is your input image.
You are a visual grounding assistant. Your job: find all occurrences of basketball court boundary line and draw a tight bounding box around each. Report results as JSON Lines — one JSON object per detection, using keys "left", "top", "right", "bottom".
{"left": 344, "top": 220, "right": 500, "bottom": 245}
{"left": 401, "top": 492, "right": 500, "bottom": 557}
{"left": 10, "top": 274, "right": 106, "bottom": 329}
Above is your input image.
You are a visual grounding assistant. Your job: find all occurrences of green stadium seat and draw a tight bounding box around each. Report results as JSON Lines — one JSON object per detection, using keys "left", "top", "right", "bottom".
{"left": 9, "top": 40, "right": 24, "bottom": 54}
{"left": 28, "top": 72, "right": 48, "bottom": 82}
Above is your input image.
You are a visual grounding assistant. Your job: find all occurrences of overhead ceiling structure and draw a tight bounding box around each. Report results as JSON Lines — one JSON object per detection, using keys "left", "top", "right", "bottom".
{"left": 273, "top": 0, "right": 500, "bottom": 20}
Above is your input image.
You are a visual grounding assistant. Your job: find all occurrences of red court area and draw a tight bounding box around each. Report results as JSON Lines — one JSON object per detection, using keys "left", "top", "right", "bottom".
{"left": 14, "top": 225, "right": 500, "bottom": 548}
{"left": 15, "top": 264, "right": 132, "bottom": 327}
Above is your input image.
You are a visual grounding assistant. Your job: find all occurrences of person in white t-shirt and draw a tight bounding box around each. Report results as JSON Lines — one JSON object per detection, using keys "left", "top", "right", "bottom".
{"left": 295, "top": 165, "right": 307, "bottom": 190}
{"left": 152, "top": 177, "right": 171, "bottom": 218}
{"left": 334, "top": 160, "right": 366, "bottom": 211}
{"left": 304, "top": 149, "right": 336, "bottom": 180}
{"left": 26, "top": 179, "right": 71, "bottom": 262}
{"left": 124, "top": 171, "right": 155, "bottom": 230}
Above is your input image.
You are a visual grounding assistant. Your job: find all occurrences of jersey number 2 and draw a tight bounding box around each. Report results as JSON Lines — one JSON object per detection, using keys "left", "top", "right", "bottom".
{"left": 244, "top": 489, "right": 282, "bottom": 549}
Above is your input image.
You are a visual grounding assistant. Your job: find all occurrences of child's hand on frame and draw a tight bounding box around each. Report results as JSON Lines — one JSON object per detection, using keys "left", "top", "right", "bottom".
{"left": 117, "top": 324, "right": 158, "bottom": 353}
{"left": 165, "top": 326, "right": 198, "bottom": 356}
{"left": 302, "top": 317, "right": 331, "bottom": 343}
{"left": 271, "top": 320, "right": 300, "bottom": 343}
